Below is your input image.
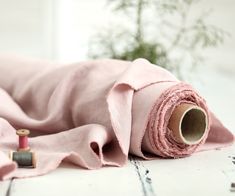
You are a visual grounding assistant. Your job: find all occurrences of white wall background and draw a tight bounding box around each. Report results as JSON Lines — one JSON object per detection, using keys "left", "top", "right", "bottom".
{"left": 0, "top": 0, "right": 234, "bottom": 72}
{"left": 0, "top": 0, "right": 54, "bottom": 58}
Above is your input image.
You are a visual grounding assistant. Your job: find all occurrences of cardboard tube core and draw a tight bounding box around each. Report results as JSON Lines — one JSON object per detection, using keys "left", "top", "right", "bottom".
{"left": 168, "top": 103, "right": 207, "bottom": 145}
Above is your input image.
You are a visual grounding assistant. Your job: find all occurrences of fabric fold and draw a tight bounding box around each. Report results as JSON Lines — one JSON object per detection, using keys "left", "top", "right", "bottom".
{"left": 0, "top": 54, "right": 234, "bottom": 180}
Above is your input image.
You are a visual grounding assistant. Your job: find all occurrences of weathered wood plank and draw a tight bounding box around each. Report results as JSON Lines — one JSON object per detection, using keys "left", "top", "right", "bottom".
{"left": 9, "top": 161, "right": 142, "bottom": 196}
{"left": 130, "top": 157, "right": 156, "bottom": 196}
{"left": 143, "top": 147, "right": 235, "bottom": 196}
{"left": 0, "top": 180, "right": 11, "bottom": 196}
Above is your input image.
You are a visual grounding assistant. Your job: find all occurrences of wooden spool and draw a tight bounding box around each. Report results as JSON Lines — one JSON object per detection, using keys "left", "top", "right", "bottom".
{"left": 16, "top": 129, "right": 30, "bottom": 151}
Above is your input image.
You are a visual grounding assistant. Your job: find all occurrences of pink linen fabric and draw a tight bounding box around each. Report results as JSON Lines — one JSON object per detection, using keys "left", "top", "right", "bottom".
{"left": 0, "top": 54, "right": 234, "bottom": 180}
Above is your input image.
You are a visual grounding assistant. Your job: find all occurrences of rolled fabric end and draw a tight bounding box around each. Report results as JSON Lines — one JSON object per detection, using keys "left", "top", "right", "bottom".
{"left": 138, "top": 83, "right": 211, "bottom": 158}
{"left": 168, "top": 103, "right": 208, "bottom": 145}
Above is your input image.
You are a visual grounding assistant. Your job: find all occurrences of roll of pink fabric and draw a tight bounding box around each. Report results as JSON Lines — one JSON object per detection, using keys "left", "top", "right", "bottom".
{"left": 0, "top": 54, "right": 234, "bottom": 180}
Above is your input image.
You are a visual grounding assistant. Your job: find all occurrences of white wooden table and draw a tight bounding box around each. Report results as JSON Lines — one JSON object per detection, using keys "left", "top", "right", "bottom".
{"left": 0, "top": 69, "right": 234, "bottom": 196}
{"left": 0, "top": 147, "right": 234, "bottom": 196}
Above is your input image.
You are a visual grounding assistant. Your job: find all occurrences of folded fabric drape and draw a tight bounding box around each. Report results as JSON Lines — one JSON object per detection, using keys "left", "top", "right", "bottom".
{"left": 0, "top": 55, "right": 234, "bottom": 180}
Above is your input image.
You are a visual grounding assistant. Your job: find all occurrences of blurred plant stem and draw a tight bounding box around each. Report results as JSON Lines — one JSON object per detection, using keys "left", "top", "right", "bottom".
{"left": 88, "top": 0, "right": 229, "bottom": 80}
{"left": 136, "top": 0, "right": 144, "bottom": 43}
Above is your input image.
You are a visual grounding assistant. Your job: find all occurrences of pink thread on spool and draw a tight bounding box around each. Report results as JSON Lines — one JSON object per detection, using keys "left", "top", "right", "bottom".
{"left": 16, "top": 129, "right": 30, "bottom": 151}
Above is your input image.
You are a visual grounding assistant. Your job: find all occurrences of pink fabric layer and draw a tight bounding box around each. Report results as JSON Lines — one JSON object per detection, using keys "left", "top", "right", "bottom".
{"left": 0, "top": 55, "right": 234, "bottom": 180}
